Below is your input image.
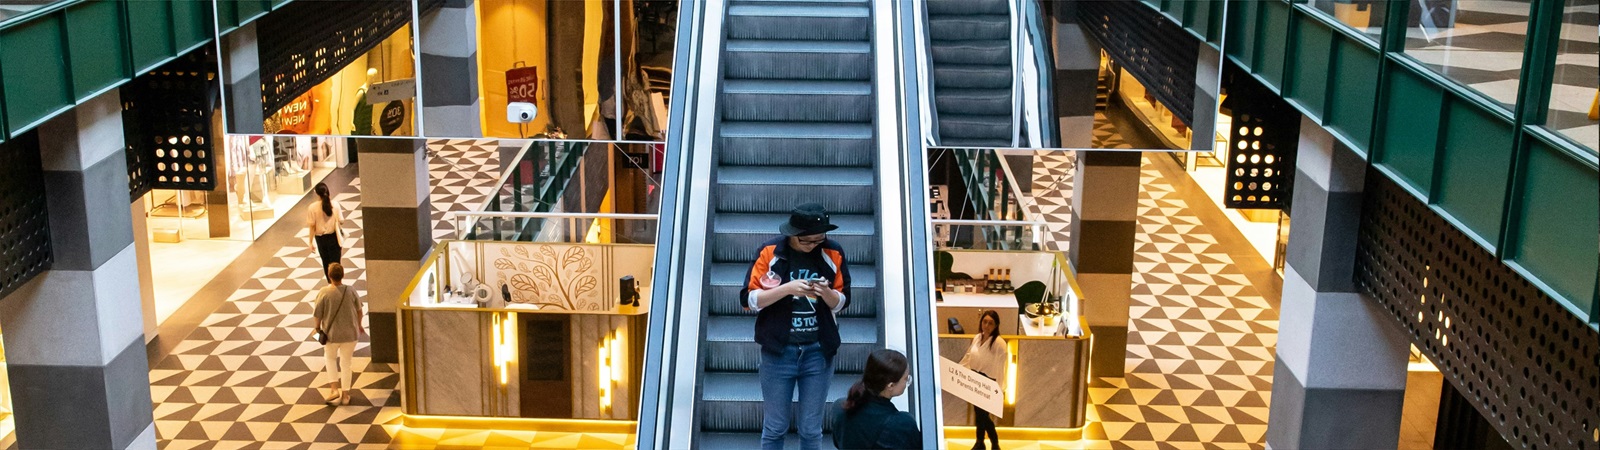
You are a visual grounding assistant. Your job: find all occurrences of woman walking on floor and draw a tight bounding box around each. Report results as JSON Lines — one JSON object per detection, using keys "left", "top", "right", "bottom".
{"left": 306, "top": 182, "right": 344, "bottom": 282}
{"left": 313, "top": 263, "right": 365, "bottom": 406}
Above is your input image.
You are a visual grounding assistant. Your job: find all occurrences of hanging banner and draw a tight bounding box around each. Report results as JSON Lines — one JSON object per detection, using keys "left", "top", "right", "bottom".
{"left": 367, "top": 78, "right": 416, "bottom": 105}
{"left": 940, "top": 356, "right": 1004, "bottom": 417}
{"left": 507, "top": 66, "right": 540, "bottom": 104}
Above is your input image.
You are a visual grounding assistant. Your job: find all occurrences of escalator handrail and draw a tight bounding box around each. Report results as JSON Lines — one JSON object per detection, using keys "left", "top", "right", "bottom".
{"left": 885, "top": 0, "right": 945, "bottom": 445}
{"left": 633, "top": 0, "right": 719, "bottom": 447}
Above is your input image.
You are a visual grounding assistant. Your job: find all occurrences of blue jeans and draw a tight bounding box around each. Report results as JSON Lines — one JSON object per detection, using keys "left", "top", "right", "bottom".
{"left": 759, "top": 342, "right": 834, "bottom": 450}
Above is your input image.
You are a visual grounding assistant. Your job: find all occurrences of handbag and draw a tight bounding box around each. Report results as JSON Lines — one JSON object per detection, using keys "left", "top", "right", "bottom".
{"left": 312, "top": 286, "right": 349, "bottom": 345}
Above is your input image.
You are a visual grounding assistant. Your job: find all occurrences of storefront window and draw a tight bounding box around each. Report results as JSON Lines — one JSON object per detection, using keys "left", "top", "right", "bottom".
{"left": 1306, "top": 0, "right": 1387, "bottom": 42}
{"left": 1541, "top": 0, "right": 1599, "bottom": 152}
{"left": 1402, "top": 0, "right": 1531, "bottom": 109}
{"left": 1116, "top": 66, "right": 1195, "bottom": 151}
{"left": 262, "top": 24, "right": 417, "bottom": 137}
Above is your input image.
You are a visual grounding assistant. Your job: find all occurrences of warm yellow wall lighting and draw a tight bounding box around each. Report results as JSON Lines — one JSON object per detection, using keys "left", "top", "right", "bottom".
{"left": 492, "top": 312, "right": 517, "bottom": 386}
{"left": 599, "top": 328, "right": 628, "bottom": 414}
{"left": 1006, "top": 339, "right": 1018, "bottom": 406}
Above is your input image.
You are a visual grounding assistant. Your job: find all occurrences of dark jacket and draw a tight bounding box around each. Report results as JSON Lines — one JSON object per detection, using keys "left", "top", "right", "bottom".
{"left": 738, "top": 236, "right": 853, "bottom": 358}
{"left": 831, "top": 396, "right": 923, "bottom": 450}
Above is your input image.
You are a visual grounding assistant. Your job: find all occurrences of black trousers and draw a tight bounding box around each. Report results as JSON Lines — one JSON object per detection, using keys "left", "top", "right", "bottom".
{"left": 973, "top": 372, "right": 999, "bottom": 448}
{"left": 314, "top": 233, "right": 341, "bottom": 280}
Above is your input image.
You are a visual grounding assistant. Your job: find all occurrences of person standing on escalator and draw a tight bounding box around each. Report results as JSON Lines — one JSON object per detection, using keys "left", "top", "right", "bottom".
{"left": 740, "top": 203, "right": 854, "bottom": 450}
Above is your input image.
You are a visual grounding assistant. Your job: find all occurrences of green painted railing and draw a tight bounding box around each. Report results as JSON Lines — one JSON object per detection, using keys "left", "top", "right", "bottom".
{"left": 0, "top": 0, "right": 284, "bottom": 144}
{"left": 1217, "top": 0, "right": 1598, "bottom": 323}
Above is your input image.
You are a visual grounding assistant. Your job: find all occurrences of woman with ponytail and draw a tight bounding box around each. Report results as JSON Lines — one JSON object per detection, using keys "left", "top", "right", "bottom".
{"left": 831, "top": 349, "right": 922, "bottom": 449}
{"left": 958, "top": 310, "right": 1007, "bottom": 450}
{"left": 305, "top": 183, "right": 344, "bottom": 282}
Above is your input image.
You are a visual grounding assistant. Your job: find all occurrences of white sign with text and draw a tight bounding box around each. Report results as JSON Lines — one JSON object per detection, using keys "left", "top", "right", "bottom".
{"left": 367, "top": 78, "right": 417, "bottom": 105}
{"left": 939, "top": 356, "right": 1003, "bottom": 417}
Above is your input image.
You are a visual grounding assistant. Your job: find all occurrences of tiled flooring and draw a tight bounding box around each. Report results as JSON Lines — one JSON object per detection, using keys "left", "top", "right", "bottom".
{"left": 942, "top": 113, "right": 1280, "bottom": 449}
{"left": 147, "top": 139, "right": 619, "bottom": 449}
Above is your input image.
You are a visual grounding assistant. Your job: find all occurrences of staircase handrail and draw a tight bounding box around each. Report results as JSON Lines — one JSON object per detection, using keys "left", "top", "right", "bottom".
{"left": 634, "top": 0, "right": 720, "bottom": 447}
{"left": 909, "top": 0, "right": 939, "bottom": 146}
{"left": 887, "top": 0, "right": 945, "bottom": 445}
{"left": 1008, "top": 0, "right": 1024, "bottom": 148}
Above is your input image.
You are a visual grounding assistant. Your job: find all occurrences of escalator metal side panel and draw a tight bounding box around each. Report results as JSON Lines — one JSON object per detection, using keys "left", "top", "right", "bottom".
{"left": 634, "top": 0, "right": 726, "bottom": 448}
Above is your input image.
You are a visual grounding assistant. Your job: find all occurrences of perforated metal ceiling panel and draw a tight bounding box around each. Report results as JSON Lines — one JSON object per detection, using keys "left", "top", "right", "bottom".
{"left": 122, "top": 46, "right": 221, "bottom": 198}
{"left": 1222, "top": 65, "right": 1297, "bottom": 211}
{"left": 1079, "top": 0, "right": 1199, "bottom": 127}
{"left": 0, "top": 131, "right": 52, "bottom": 300}
{"left": 1356, "top": 173, "right": 1600, "bottom": 450}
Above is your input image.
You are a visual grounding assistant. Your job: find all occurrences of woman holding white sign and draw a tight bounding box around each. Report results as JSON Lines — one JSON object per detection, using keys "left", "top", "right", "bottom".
{"left": 959, "top": 310, "right": 1008, "bottom": 450}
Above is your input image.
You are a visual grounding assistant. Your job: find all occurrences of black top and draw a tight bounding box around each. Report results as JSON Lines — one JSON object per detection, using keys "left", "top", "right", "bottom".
{"left": 738, "top": 236, "right": 853, "bottom": 358}
{"left": 831, "top": 396, "right": 923, "bottom": 450}
{"left": 785, "top": 249, "right": 828, "bottom": 344}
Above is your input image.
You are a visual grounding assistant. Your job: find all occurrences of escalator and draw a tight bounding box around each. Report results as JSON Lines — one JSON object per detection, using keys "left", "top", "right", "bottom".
{"left": 636, "top": 0, "right": 941, "bottom": 448}
{"left": 926, "top": 0, "right": 1015, "bottom": 147}
{"left": 699, "top": 0, "right": 881, "bottom": 446}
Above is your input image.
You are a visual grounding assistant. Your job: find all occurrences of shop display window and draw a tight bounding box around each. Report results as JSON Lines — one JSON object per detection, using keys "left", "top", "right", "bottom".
{"left": 1306, "top": 0, "right": 1387, "bottom": 42}
{"left": 1541, "top": 0, "right": 1599, "bottom": 152}
{"left": 1117, "top": 66, "right": 1195, "bottom": 151}
{"left": 143, "top": 135, "right": 342, "bottom": 243}
{"left": 1402, "top": 0, "right": 1530, "bottom": 109}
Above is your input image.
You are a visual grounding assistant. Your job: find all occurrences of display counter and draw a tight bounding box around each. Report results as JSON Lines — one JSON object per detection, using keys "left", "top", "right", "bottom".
{"left": 397, "top": 240, "right": 652, "bottom": 427}
{"left": 936, "top": 250, "right": 1091, "bottom": 437}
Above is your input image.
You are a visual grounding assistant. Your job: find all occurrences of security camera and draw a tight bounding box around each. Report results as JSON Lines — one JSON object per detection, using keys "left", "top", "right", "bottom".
{"left": 508, "top": 102, "right": 537, "bottom": 124}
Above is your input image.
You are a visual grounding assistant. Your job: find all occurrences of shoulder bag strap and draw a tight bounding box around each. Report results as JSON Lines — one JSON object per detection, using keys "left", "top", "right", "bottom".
{"left": 326, "top": 286, "right": 346, "bottom": 330}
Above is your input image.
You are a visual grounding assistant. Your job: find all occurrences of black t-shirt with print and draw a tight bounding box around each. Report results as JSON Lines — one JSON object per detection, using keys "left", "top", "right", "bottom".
{"left": 785, "top": 248, "right": 831, "bottom": 345}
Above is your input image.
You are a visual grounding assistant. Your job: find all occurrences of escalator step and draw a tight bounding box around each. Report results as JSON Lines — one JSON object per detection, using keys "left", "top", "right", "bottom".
{"left": 719, "top": 122, "right": 875, "bottom": 167}
{"left": 715, "top": 166, "right": 876, "bottom": 214}
{"left": 708, "top": 262, "right": 879, "bottom": 318}
{"left": 722, "top": 79, "right": 873, "bottom": 123}
{"left": 726, "top": 40, "right": 872, "bottom": 80}
{"left": 728, "top": 4, "right": 870, "bottom": 41}
{"left": 713, "top": 213, "right": 877, "bottom": 264}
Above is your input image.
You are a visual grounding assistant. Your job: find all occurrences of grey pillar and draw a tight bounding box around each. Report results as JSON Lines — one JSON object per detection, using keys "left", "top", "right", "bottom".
{"left": 419, "top": 0, "right": 483, "bottom": 137}
{"left": 357, "top": 138, "right": 433, "bottom": 363}
{"left": 1190, "top": 43, "right": 1220, "bottom": 151}
{"left": 1049, "top": 0, "right": 1100, "bottom": 149}
{"left": 221, "top": 22, "right": 264, "bottom": 134}
{"left": 1266, "top": 116, "right": 1410, "bottom": 449}
{"left": 1, "top": 91, "right": 156, "bottom": 449}
{"left": 1067, "top": 150, "right": 1141, "bottom": 377}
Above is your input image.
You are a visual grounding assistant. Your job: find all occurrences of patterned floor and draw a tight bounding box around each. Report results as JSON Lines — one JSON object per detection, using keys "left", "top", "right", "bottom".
{"left": 955, "top": 124, "right": 1279, "bottom": 449}
{"left": 145, "top": 139, "right": 639, "bottom": 449}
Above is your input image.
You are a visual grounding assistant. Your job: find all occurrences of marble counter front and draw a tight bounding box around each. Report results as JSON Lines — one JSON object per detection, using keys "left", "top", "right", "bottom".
{"left": 938, "top": 323, "right": 1091, "bottom": 429}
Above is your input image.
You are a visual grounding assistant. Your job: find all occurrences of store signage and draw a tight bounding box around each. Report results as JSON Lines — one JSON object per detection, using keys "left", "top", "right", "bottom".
{"left": 367, "top": 78, "right": 416, "bottom": 105}
{"left": 506, "top": 66, "right": 539, "bottom": 104}
{"left": 939, "top": 356, "right": 1004, "bottom": 417}
{"left": 380, "top": 101, "right": 406, "bottom": 135}
{"left": 277, "top": 92, "right": 315, "bottom": 134}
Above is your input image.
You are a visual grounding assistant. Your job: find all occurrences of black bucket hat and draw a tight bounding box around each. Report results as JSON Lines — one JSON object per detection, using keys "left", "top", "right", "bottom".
{"left": 779, "top": 203, "right": 839, "bottom": 236}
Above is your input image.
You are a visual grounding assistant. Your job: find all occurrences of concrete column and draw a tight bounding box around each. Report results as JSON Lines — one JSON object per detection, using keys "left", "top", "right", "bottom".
{"left": 1067, "top": 150, "right": 1141, "bottom": 377}
{"left": 222, "top": 22, "right": 264, "bottom": 134}
{"left": 0, "top": 91, "right": 156, "bottom": 449}
{"left": 419, "top": 0, "right": 483, "bottom": 137}
{"left": 357, "top": 138, "right": 433, "bottom": 363}
{"left": 1266, "top": 117, "right": 1410, "bottom": 449}
{"left": 1048, "top": 0, "right": 1100, "bottom": 149}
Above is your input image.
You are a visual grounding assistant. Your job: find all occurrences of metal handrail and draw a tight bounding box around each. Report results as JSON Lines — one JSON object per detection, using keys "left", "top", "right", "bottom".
{"left": 909, "top": 0, "right": 938, "bottom": 146}
{"left": 889, "top": 0, "right": 945, "bottom": 445}
{"left": 633, "top": 0, "right": 719, "bottom": 446}
{"left": 454, "top": 212, "right": 659, "bottom": 241}
{"left": 1008, "top": 0, "right": 1024, "bottom": 148}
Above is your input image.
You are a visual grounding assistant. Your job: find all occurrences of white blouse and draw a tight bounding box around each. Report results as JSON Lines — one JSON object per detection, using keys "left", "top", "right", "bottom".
{"left": 306, "top": 202, "right": 343, "bottom": 237}
{"left": 959, "top": 334, "right": 1008, "bottom": 382}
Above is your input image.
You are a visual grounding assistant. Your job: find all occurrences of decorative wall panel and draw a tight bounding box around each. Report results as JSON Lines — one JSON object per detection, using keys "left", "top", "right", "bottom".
{"left": 1355, "top": 173, "right": 1600, "bottom": 450}
{"left": 0, "top": 131, "right": 52, "bottom": 300}
{"left": 256, "top": 0, "right": 416, "bottom": 115}
{"left": 122, "top": 46, "right": 220, "bottom": 199}
{"left": 1222, "top": 64, "right": 1298, "bottom": 211}
{"left": 1079, "top": 0, "right": 1199, "bottom": 126}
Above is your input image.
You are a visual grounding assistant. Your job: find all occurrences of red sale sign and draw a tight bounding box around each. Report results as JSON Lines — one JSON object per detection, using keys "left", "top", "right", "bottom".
{"left": 507, "top": 66, "right": 539, "bottom": 104}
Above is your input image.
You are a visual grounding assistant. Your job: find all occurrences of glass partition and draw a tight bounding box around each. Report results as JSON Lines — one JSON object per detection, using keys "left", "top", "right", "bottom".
{"left": 468, "top": 0, "right": 678, "bottom": 140}
{"left": 1402, "top": 0, "right": 1531, "bottom": 109}
{"left": 1306, "top": 0, "right": 1388, "bottom": 42}
{"left": 1540, "top": 0, "right": 1598, "bottom": 151}
{"left": 0, "top": 0, "right": 66, "bottom": 25}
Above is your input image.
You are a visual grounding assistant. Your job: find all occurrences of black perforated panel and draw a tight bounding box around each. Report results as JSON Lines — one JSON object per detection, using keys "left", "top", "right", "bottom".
{"left": 0, "top": 131, "right": 52, "bottom": 300}
{"left": 1221, "top": 65, "right": 1297, "bottom": 211}
{"left": 1079, "top": 0, "right": 1199, "bottom": 127}
{"left": 257, "top": 0, "right": 414, "bottom": 115}
{"left": 122, "top": 46, "right": 220, "bottom": 198}
{"left": 1356, "top": 173, "right": 1600, "bottom": 450}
